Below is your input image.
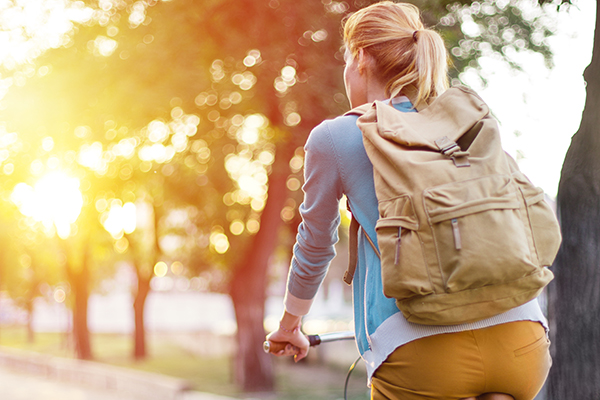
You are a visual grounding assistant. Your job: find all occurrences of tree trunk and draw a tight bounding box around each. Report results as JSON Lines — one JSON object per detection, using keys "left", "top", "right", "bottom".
{"left": 70, "top": 260, "right": 92, "bottom": 360}
{"left": 25, "top": 263, "right": 37, "bottom": 344}
{"left": 133, "top": 273, "right": 150, "bottom": 360}
{"left": 129, "top": 202, "right": 160, "bottom": 361}
{"left": 72, "top": 280, "right": 91, "bottom": 360}
{"left": 229, "top": 142, "right": 295, "bottom": 392}
{"left": 69, "top": 243, "right": 92, "bottom": 360}
{"left": 548, "top": 3, "right": 600, "bottom": 398}
{"left": 26, "top": 298, "right": 34, "bottom": 344}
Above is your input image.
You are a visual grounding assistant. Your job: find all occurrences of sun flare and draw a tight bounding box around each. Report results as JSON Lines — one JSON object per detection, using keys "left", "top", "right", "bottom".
{"left": 11, "top": 171, "right": 83, "bottom": 239}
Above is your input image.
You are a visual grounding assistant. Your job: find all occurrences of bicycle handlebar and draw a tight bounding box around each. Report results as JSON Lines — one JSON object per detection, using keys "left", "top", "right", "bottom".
{"left": 263, "top": 330, "right": 355, "bottom": 354}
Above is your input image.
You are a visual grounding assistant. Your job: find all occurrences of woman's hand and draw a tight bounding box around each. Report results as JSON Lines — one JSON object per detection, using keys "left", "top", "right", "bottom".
{"left": 265, "top": 311, "right": 310, "bottom": 362}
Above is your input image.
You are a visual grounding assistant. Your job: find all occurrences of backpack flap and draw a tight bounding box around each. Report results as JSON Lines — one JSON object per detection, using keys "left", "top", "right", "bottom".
{"left": 367, "top": 86, "right": 490, "bottom": 150}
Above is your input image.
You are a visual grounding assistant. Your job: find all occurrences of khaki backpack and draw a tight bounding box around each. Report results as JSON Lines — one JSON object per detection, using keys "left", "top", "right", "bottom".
{"left": 344, "top": 85, "right": 561, "bottom": 325}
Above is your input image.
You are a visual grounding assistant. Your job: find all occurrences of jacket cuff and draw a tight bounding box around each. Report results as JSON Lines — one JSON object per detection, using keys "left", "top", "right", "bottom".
{"left": 284, "top": 291, "right": 313, "bottom": 316}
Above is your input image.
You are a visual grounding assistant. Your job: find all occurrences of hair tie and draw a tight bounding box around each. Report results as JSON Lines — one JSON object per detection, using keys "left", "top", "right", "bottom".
{"left": 412, "top": 30, "right": 418, "bottom": 43}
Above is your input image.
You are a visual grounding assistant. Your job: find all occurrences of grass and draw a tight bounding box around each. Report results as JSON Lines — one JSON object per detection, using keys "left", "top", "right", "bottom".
{"left": 0, "top": 325, "right": 369, "bottom": 400}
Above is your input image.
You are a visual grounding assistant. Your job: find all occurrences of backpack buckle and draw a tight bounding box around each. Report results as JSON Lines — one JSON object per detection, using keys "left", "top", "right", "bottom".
{"left": 452, "top": 155, "right": 471, "bottom": 168}
{"left": 435, "top": 137, "right": 471, "bottom": 167}
{"left": 435, "top": 136, "right": 459, "bottom": 155}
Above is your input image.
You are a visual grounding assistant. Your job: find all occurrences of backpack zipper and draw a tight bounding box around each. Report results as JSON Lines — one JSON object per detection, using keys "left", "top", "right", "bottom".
{"left": 451, "top": 218, "right": 462, "bottom": 250}
{"left": 394, "top": 227, "right": 402, "bottom": 264}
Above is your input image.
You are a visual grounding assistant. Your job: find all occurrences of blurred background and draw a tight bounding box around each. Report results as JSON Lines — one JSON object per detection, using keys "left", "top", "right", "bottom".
{"left": 0, "top": 0, "right": 595, "bottom": 399}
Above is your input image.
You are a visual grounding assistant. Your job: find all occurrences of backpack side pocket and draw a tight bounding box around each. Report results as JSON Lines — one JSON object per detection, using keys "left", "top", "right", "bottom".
{"left": 513, "top": 172, "right": 562, "bottom": 267}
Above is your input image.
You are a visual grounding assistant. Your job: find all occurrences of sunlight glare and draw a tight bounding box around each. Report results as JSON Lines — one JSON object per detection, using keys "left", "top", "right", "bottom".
{"left": 78, "top": 142, "right": 107, "bottom": 173}
{"left": 11, "top": 171, "right": 83, "bottom": 239}
{"left": 239, "top": 128, "right": 258, "bottom": 145}
{"left": 148, "top": 120, "right": 169, "bottom": 143}
{"left": 0, "top": 0, "right": 93, "bottom": 78}
{"left": 90, "top": 35, "right": 118, "bottom": 57}
{"left": 236, "top": 114, "right": 265, "bottom": 145}
{"left": 129, "top": 1, "right": 147, "bottom": 27}
{"left": 102, "top": 200, "right": 136, "bottom": 239}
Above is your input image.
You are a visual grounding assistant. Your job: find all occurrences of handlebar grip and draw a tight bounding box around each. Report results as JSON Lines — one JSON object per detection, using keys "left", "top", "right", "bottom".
{"left": 307, "top": 334, "right": 321, "bottom": 346}
{"left": 263, "top": 340, "right": 290, "bottom": 354}
{"left": 263, "top": 334, "right": 321, "bottom": 354}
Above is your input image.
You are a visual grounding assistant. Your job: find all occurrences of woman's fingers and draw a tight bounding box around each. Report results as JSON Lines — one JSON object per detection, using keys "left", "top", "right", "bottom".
{"left": 294, "top": 347, "right": 308, "bottom": 362}
{"left": 267, "top": 341, "right": 300, "bottom": 356}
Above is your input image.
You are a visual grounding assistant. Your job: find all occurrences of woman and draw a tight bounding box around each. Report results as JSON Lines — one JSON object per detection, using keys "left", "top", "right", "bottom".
{"left": 266, "top": 2, "right": 551, "bottom": 399}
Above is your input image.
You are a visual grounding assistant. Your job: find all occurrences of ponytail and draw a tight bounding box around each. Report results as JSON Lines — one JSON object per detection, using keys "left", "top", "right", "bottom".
{"left": 344, "top": 2, "right": 449, "bottom": 108}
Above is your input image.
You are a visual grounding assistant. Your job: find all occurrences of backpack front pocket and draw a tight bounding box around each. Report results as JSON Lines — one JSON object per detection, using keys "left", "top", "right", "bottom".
{"left": 424, "top": 175, "right": 538, "bottom": 293}
{"left": 376, "top": 195, "right": 433, "bottom": 300}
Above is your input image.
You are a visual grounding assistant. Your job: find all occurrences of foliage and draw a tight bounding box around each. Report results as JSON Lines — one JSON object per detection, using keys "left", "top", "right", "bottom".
{"left": 439, "top": 0, "right": 568, "bottom": 78}
{"left": 0, "top": 0, "right": 567, "bottom": 282}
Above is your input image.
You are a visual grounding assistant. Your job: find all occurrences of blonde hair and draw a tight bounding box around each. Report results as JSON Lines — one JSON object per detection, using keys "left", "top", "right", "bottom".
{"left": 343, "top": 1, "right": 449, "bottom": 107}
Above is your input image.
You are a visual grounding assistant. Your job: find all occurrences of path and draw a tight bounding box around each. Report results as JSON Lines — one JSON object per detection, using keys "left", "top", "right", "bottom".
{"left": 0, "top": 365, "right": 137, "bottom": 400}
{"left": 0, "top": 366, "right": 237, "bottom": 400}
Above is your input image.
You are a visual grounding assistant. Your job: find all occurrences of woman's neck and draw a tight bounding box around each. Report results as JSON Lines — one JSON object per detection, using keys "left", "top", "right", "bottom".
{"left": 364, "top": 67, "right": 388, "bottom": 103}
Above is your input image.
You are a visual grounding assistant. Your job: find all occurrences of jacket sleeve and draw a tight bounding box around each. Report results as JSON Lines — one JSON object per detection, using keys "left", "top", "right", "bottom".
{"left": 284, "top": 121, "right": 345, "bottom": 316}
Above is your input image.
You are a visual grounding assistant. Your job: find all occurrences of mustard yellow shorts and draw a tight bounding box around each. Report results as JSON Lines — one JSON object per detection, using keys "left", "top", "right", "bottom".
{"left": 371, "top": 321, "right": 551, "bottom": 400}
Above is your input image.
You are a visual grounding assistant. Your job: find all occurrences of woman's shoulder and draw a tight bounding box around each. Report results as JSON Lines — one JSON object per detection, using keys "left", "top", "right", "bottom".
{"left": 319, "top": 112, "right": 361, "bottom": 134}
{"left": 306, "top": 113, "right": 361, "bottom": 151}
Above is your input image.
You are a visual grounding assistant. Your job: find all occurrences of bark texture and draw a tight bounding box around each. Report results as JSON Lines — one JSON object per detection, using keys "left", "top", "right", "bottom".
{"left": 549, "top": 4, "right": 600, "bottom": 398}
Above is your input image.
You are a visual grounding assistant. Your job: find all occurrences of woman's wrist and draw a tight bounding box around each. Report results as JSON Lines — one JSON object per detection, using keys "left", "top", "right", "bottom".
{"left": 279, "top": 322, "right": 301, "bottom": 333}
{"left": 279, "top": 310, "right": 302, "bottom": 333}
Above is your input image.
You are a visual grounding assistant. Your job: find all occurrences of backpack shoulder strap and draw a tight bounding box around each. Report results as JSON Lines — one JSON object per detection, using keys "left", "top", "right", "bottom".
{"left": 341, "top": 92, "right": 423, "bottom": 286}
{"left": 401, "top": 84, "right": 429, "bottom": 112}
{"left": 344, "top": 103, "right": 372, "bottom": 117}
{"left": 344, "top": 205, "right": 380, "bottom": 285}
{"left": 343, "top": 214, "right": 360, "bottom": 285}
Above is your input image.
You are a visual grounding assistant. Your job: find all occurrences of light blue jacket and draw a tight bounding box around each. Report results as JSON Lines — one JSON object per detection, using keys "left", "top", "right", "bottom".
{"left": 284, "top": 99, "right": 548, "bottom": 381}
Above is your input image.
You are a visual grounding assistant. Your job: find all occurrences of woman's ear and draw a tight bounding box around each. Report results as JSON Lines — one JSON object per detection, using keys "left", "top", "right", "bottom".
{"left": 357, "top": 48, "right": 374, "bottom": 75}
{"left": 357, "top": 48, "right": 367, "bottom": 74}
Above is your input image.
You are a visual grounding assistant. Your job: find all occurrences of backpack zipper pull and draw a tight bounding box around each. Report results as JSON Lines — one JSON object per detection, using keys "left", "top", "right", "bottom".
{"left": 394, "top": 227, "right": 402, "bottom": 265}
{"left": 451, "top": 218, "right": 462, "bottom": 250}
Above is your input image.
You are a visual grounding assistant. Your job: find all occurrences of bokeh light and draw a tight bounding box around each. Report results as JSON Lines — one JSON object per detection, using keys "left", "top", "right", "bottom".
{"left": 170, "top": 261, "right": 184, "bottom": 275}
{"left": 101, "top": 200, "right": 136, "bottom": 239}
{"left": 210, "top": 231, "right": 230, "bottom": 254}
{"left": 154, "top": 261, "right": 168, "bottom": 277}
{"left": 53, "top": 288, "right": 66, "bottom": 303}
{"left": 229, "top": 220, "right": 245, "bottom": 236}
